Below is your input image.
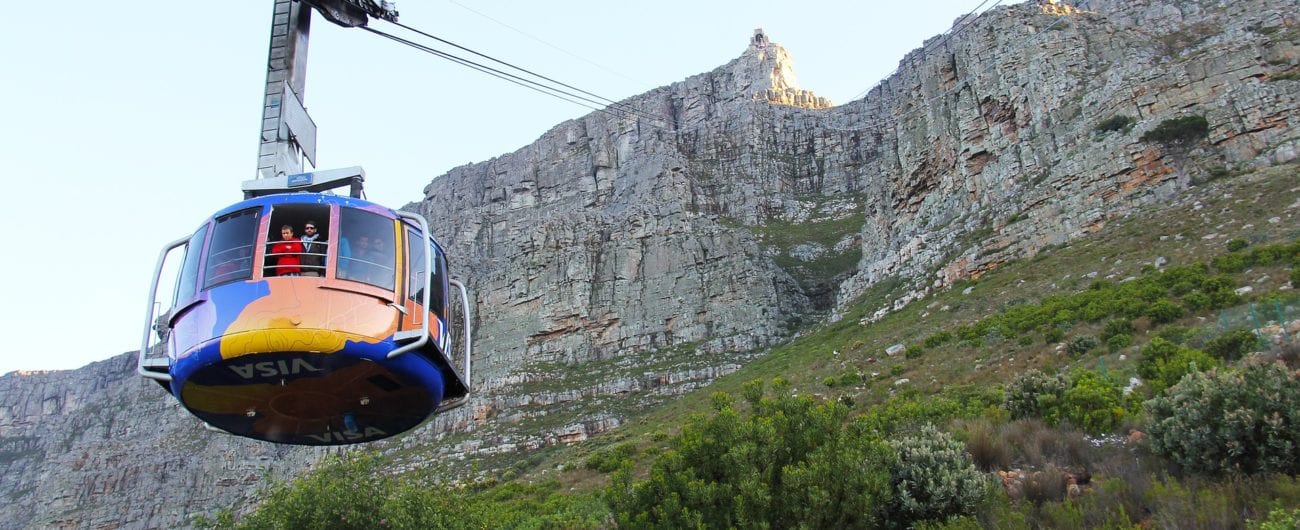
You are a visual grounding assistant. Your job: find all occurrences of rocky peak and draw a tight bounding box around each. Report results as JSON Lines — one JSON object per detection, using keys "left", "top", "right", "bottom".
{"left": 745, "top": 29, "right": 832, "bottom": 109}
{"left": 678, "top": 29, "right": 832, "bottom": 112}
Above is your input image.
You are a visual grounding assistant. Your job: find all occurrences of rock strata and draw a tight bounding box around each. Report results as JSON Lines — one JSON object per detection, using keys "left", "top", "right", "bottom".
{"left": 2, "top": 0, "right": 1298, "bottom": 526}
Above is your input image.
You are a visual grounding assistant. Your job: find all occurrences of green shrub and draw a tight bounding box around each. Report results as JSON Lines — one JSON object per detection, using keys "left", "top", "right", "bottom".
{"left": 1183, "top": 291, "right": 1213, "bottom": 312}
{"left": 1138, "top": 337, "right": 1219, "bottom": 392}
{"left": 1067, "top": 336, "right": 1099, "bottom": 355}
{"left": 1147, "top": 299, "right": 1185, "bottom": 324}
{"left": 1061, "top": 370, "right": 1126, "bottom": 435}
{"left": 607, "top": 380, "right": 893, "bottom": 529}
{"left": 225, "top": 453, "right": 393, "bottom": 529}
{"left": 925, "top": 331, "right": 955, "bottom": 348}
{"left": 1139, "top": 115, "right": 1210, "bottom": 145}
{"left": 1155, "top": 325, "right": 1193, "bottom": 344}
{"left": 1004, "top": 369, "right": 1068, "bottom": 423}
{"left": 1101, "top": 319, "right": 1135, "bottom": 340}
{"left": 1158, "top": 264, "right": 1209, "bottom": 289}
{"left": 1205, "top": 329, "right": 1261, "bottom": 361}
{"left": 887, "top": 424, "right": 988, "bottom": 526}
{"left": 1094, "top": 115, "right": 1136, "bottom": 134}
{"left": 1252, "top": 508, "right": 1300, "bottom": 530}
{"left": 1145, "top": 363, "right": 1300, "bottom": 475}
{"left": 585, "top": 442, "right": 638, "bottom": 472}
{"left": 1106, "top": 333, "right": 1133, "bottom": 352}
{"left": 905, "top": 345, "right": 926, "bottom": 359}
{"left": 1227, "top": 238, "right": 1250, "bottom": 252}
{"left": 1291, "top": 266, "right": 1300, "bottom": 286}
{"left": 1044, "top": 327, "right": 1066, "bottom": 344}
{"left": 1212, "top": 252, "right": 1251, "bottom": 273}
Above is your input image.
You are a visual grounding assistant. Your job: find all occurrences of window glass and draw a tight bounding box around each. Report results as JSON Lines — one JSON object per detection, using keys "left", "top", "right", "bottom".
{"left": 429, "top": 242, "right": 446, "bottom": 316}
{"left": 338, "top": 208, "right": 396, "bottom": 290}
{"left": 204, "top": 208, "right": 260, "bottom": 289}
{"left": 406, "top": 229, "right": 426, "bottom": 302}
{"left": 173, "top": 224, "right": 209, "bottom": 304}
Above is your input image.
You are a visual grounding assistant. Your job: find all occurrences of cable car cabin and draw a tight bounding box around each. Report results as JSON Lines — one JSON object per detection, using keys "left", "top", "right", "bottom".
{"left": 139, "top": 170, "right": 472, "bottom": 445}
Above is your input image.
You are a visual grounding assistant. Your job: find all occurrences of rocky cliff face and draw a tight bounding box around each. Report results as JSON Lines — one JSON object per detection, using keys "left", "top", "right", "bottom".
{"left": 0, "top": 355, "right": 327, "bottom": 529}
{"left": 2, "top": 0, "right": 1297, "bottom": 527}
{"left": 416, "top": 0, "right": 1298, "bottom": 458}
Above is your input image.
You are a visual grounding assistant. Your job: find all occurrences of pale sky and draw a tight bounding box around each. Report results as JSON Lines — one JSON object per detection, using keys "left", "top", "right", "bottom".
{"left": 0, "top": 0, "right": 1012, "bottom": 375}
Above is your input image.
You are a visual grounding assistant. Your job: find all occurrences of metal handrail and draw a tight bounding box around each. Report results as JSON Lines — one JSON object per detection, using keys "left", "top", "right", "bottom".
{"left": 139, "top": 235, "right": 191, "bottom": 382}
{"left": 449, "top": 278, "right": 473, "bottom": 391}
{"left": 388, "top": 211, "right": 432, "bottom": 359}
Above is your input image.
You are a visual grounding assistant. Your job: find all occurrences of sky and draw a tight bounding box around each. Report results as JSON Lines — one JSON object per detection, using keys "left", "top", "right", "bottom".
{"left": 0, "top": 0, "right": 1015, "bottom": 375}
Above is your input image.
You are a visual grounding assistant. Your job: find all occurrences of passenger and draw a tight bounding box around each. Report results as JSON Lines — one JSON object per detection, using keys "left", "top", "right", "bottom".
{"left": 270, "top": 225, "right": 304, "bottom": 276}
{"left": 300, "top": 220, "right": 325, "bottom": 277}
{"left": 365, "top": 235, "right": 390, "bottom": 285}
{"left": 339, "top": 235, "right": 368, "bottom": 282}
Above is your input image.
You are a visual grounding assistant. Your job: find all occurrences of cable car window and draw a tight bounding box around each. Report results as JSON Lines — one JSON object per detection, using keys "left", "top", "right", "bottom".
{"left": 173, "top": 224, "right": 209, "bottom": 304}
{"left": 406, "top": 229, "right": 426, "bottom": 303}
{"left": 265, "top": 205, "right": 330, "bottom": 277}
{"left": 203, "top": 208, "right": 260, "bottom": 289}
{"left": 338, "top": 208, "right": 396, "bottom": 290}
{"left": 429, "top": 241, "right": 446, "bottom": 316}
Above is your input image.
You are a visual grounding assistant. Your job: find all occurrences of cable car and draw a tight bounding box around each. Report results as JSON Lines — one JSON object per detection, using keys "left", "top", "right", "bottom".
{"left": 138, "top": 168, "right": 472, "bottom": 445}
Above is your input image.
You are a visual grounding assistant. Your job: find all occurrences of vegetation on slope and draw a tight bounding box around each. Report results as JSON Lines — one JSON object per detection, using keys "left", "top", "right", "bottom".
{"left": 203, "top": 165, "right": 1300, "bottom": 528}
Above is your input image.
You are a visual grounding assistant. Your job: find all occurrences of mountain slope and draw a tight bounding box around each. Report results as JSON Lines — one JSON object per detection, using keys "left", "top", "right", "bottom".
{"left": 1, "top": 0, "right": 1297, "bottom": 527}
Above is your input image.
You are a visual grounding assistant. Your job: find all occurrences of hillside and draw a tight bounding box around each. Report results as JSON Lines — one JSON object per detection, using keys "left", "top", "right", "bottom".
{"left": 1, "top": 0, "right": 1298, "bottom": 527}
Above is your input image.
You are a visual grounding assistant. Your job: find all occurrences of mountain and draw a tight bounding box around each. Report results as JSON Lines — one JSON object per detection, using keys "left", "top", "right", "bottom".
{"left": 2, "top": 0, "right": 1297, "bottom": 527}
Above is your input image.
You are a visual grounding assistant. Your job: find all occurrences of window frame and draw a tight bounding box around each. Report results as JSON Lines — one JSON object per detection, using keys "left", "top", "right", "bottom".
{"left": 202, "top": 208, "right": 261, "bottom": 290}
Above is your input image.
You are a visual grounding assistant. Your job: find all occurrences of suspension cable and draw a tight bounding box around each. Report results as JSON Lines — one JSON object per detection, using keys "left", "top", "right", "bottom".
{"left": 384, "top": 20, "right": 665, "bottom": 124}
{"left": 361, "top": 26, "right": 660, "bottom": 125}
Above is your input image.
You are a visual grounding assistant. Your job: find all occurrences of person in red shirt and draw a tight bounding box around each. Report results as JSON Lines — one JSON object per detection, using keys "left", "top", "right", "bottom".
{"left": 270, "top": 225, "right": 304, "bottom": 276}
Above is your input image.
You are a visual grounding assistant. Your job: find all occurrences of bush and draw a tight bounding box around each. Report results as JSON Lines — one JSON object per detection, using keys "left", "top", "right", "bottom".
{"left": 1291, "top": 266, "right": 1300, "bottom": 287}
{"left": 1004, "top": 369, "right": 1069, "bottom": 423}
{"left": 1106, "top": 334, "right": 1133, "bottom": 352}
{"left": 1061, "top": 370, "right": 1126, "bottom": 435}
{"left": 1227, "top": 238, "right": 1250, "bottom": 252}
{"left": 1212, "top": 252, "right": 1251, "bottom": 273}
{"left": 1138, "top": 338, "right": 1220, "bottom": 393}
{"left": 1094, "top": 115, "right": 1136, "bottom": 134}
{"left": 1100, "top": 319, "right": 1134, "bottom": 340}
{"left": 585, "top": 442, "right": 638, "bottom": 473}
{"left": 1067, "top": 336, "right": 1099, "bottom": 355}
{"left": 925, "top": 331, "right": 955, "bottom": 348}
{"left": 224, "top": 453, "right": 394, "bottom": 529}
{"left": 607, "top": 380, "right": 893, "bottom": 529}
{"left": 1139, "top": 115, "right": 1210, "bottom": 145}
{"left": 1252, "top": 508, "right": 1300, "bottom": 530}
{"left": 887, "top": 424, "right": 989, "bottom": 526}
{"left": 905, "top": 345, "right": 926, "bottom": 359}
{"left": 1145, "top": 363, "right": 1300, "bottom": 475}
{"left": 1022, "top": 464, "right": 1067, "bottom": 504}
{"left": 1183, "top": 291, "right": 1213, "bottom": 312}
{"left": 962, "top": 422, "right": 1012, "bottom": 472}
{"left": 1205, "top": 329, "right": 1261, "bottom": 361}
{"left": 1155, "top": 325, "right": 1193, "bottom": 344}
{"left": 1147, "top": 299, "right": 1185, "bottom": 324}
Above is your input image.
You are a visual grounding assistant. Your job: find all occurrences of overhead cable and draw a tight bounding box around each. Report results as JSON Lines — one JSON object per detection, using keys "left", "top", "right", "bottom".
{"left": 385, "top": 20, "right": 665, "bottom": 124}
{"left": 361, "top": 26, "right": 667, "bottom": 126}
{"left": 445, "top": 0, "right": 649, "bottom": 88}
